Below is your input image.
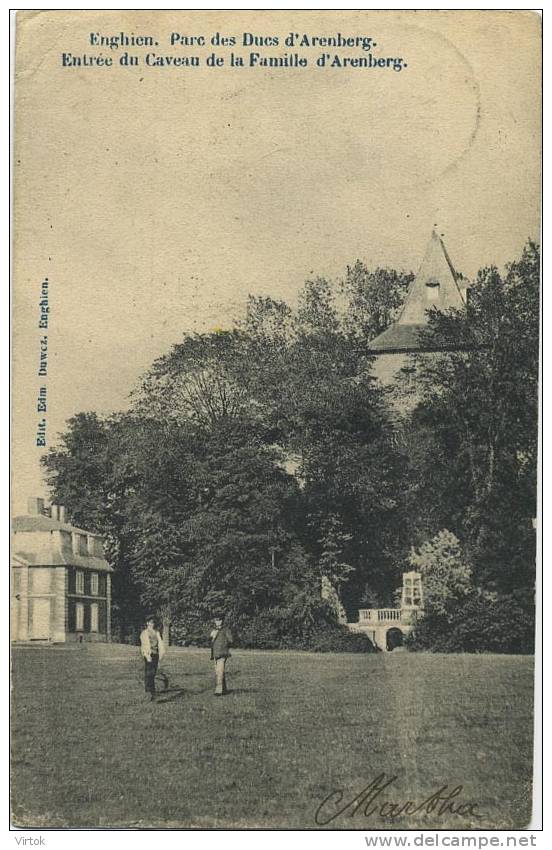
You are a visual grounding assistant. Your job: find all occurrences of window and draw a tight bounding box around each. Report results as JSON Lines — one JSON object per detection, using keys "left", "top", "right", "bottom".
{"left": 90, "top": 603, "right": 99, "bottom": 633}
{"left": 425, "top": 281, "right": 440, "bottom": 302}
{"left": 76, "top": 601, "right": 84, "bottom": 631}
{"left": 73, "top": 533, "right": 87, "bottom": 555}
{"left": 76, "top": 570, "right": 84, "bottom": 594}
{"left": 91, "top": 573, "right": 99, "bottom": 596}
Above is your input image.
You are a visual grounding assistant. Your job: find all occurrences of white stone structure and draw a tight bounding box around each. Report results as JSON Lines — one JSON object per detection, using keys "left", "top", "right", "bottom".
{"left": 348, "top": 571, "right": 424, "bottom": 651}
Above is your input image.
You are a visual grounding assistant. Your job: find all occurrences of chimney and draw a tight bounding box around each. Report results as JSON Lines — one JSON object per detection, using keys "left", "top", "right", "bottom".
{"left": 51, "top": 505, "right": 59, "bottom": 521}
{"left": 27, "top": 497, "right": 45, "bottom": 516}
{"left": 59, "top": 506, "right": 67, "bottom": 524}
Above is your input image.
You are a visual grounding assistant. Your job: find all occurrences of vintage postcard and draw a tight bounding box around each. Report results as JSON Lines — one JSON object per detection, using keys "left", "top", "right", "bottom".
{"left": 11, "top": 10, "right": 541, "bottom": 830}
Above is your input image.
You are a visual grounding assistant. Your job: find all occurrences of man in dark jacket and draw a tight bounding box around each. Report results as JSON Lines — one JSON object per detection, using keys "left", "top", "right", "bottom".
{"left": 210, "top": 614, "right": 233, "bottom": 696}
{"left": 140, "top": 615, "right": 166, "bottom": 701}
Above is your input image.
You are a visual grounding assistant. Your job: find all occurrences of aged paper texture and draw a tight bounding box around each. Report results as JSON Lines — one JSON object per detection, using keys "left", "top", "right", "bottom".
{"left": 12, "top": 10, "right": 541, "bottom": 829}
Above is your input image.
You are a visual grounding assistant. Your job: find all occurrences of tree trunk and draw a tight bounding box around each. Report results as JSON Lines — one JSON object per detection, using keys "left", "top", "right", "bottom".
{"left": 160, "top": 604, "right": 171, "bottom": 648}
{"left": 488, "top": 441, "right": 495, "bottom": 495}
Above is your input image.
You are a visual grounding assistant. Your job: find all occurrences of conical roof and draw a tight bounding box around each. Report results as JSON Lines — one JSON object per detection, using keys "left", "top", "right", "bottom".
{"left": 370, "top": 231, "right": 466, "bottom": 353}
{"left": 399, "top": 230, "right": 465, "bottom": 324}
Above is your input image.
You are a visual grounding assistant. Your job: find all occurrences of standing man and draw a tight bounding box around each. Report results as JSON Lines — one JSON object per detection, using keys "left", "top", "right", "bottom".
{"left": 140, "top": 615, "right": 166, "bottom": 701}
{"left": 210, "top": 614, "right": 233, "bottom": 696}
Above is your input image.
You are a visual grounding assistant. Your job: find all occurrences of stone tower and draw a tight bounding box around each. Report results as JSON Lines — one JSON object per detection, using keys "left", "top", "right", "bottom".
{"left": 369, "top": 231, "right": 469, "bottom": 385}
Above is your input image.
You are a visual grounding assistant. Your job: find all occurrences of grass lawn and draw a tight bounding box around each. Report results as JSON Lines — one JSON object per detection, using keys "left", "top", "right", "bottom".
{"left": 11, "top": 644, "right": 534, "bottom": 829}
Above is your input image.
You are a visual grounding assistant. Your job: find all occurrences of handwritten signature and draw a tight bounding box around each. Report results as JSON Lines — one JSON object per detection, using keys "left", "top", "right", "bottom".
{"left": 315, "top": 774, "right": 481, "bottom": 825}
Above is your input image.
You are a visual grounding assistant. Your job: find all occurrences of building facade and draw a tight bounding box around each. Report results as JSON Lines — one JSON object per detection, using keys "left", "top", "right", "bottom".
{"left": 12, "top": 498, "right": 112, "bottom": 643}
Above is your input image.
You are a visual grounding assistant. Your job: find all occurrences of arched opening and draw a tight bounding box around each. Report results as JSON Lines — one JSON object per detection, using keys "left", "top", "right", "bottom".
{"left": 386, "top": 627, "right": 404, "bottom": 651}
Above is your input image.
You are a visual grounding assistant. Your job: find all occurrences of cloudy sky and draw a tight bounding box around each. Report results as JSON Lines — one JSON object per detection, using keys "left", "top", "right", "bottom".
{"left": 13, "top": 10, "right": 541, "bottom": 513}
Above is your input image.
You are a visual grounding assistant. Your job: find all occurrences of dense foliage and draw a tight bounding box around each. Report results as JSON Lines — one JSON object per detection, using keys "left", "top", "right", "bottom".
{"left": 42, "top": 245, "right": 539, "bottom": 652}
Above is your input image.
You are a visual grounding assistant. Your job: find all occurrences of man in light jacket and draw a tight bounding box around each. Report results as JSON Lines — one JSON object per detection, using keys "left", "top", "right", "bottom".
{"left": 140, "top": 616, "right": 166, "bottom": 701}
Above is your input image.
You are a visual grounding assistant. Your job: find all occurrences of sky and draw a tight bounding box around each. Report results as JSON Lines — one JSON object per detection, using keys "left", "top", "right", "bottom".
{"left": 12, "top": 10, "right": 541, "bottom": 514}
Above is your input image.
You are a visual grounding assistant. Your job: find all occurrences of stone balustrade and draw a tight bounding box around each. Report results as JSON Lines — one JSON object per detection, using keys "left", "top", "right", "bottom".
{"left": 351, "top": 606, "right": 423, "bottom": 650}
{"left": 359, "top": 608, "right": 403, "bottom": 623}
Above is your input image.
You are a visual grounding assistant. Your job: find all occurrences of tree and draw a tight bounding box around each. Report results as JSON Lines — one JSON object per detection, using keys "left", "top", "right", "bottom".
{"left": 408, "top": 589, "right": 535, "bottom": 654}
{"left": 408, "top": 530, "right": 472, "bottom": 619}
{"left": 402, "top": 241, "right": 539, "bottom": 593}
{"left": 41, "top": 411, "right": 111, "bottom": 534}
{"left": 405, "top": 529, "right": 534, "bottom": 653}
{"left": 132, "top": 330, "right": 253, "bottom": 428}
{"left": 317, "top": 514, "right": 354, "bottom": 596}
{"left": 341, "top": 262, "right": 414, "bottom": 342}
{"left": 241, "top": 277, "right": 408, "bottom": 611}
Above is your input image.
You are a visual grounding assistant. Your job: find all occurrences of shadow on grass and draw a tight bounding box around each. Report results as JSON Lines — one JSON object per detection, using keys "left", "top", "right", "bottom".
{"left": 154, "top": 679, "right": 251, "bottom": 703}
{"left": 155, "top": 688, "right": 188, "bottom": 703}
{"left": 219, "top": 688, "right": 254, "bottom": 696}
{"left": 155, "top": 669, "right": 241, "bottom": 680}
{"left": 155, "top": 684, "right": 217, "bottom": 703}
{"left": 168, "top": 672, "right": 209, "bottom": 678}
